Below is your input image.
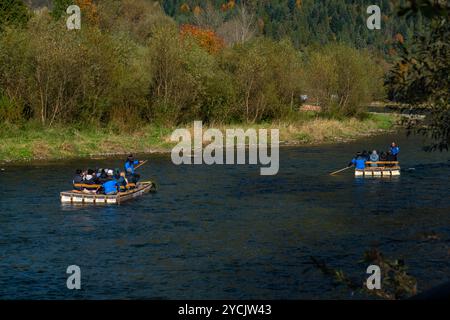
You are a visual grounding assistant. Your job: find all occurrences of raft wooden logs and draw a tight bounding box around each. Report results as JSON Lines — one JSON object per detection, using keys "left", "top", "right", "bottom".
{"left": 61, "top": 181, "right": 156, "bottom": 204}
{"left": 365, "top": 161, "right": 399, "bottom": 165}
{"left": 73, "top": 183, "right": 136, "bottom": 190}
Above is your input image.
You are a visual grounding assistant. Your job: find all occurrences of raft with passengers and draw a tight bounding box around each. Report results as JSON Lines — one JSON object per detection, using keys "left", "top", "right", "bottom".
{"left": 331, "top": 142, "right": 401, "bottom": 177}
{"left": 60, "top": 154, "right": 156, "bottom": 204}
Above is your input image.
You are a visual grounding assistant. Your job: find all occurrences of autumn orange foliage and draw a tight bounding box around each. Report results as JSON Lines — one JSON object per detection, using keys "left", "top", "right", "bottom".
{"left": 394, "top": 33, "right": 404, "bottom": 44}
{"left": 75, "top": 0, "right": 99, "bottom": 25}
{"left": 221, "top": 0, "right": 236, "bottom": 12}
{"left": 180, "top": 24, "right": 225, "bottom": 54}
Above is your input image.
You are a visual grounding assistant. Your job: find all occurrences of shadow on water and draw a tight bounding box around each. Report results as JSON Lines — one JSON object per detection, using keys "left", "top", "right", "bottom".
{"left": 0, "top": 131, "right": 449, "bottom": 299}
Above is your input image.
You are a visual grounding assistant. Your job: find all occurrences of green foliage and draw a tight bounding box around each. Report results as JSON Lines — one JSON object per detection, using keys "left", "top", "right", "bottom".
{"left": 386, "top": 0, "right": 449, "bottom": 151}
{"left": 0, "top": 0, "right": 30, "bottom": 31}
{"left": 51, "top": 0, "right": 72, "bottom": 20}
{"left": 97, "top": 0, "right": 176, "bottom": 44}
{"left": 304, "top": 44, "right": 385, "bottom": 117}
{"left": 0, "top": 0, "right": 387, "bottom": 129}
{"left": 222, "top": 38, "right": 303, "bottom": 122}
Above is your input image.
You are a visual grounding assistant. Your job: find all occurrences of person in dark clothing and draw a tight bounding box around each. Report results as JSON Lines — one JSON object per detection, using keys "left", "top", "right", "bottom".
{"left": 73, "top": 169, "right": 83, "bottom": 190}
{"left": 379, "top": 152, "right": 387, "bottom": 162}
{"left": 362, "top": 150, "right": 370, "bottom": 161}
{"left": 97, "top": 169, "right": 109, "bottom": 184}
{"left": 386, "top": 151, "right": 396, "bottom": 167}
{"left": 84, "top": 169, "right": 96, "bottom": 184}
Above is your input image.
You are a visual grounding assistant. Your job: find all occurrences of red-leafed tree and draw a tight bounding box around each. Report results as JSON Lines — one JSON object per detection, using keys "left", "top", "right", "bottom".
{"left": 180, "top": 24, "right": 225, "bottom": 54}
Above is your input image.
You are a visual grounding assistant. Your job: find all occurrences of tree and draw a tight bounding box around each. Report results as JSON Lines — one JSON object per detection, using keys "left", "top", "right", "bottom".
{"left": 386, "top": 0, "right": 449, "bottom": 151}
{"left": 305, "top": 44, "right": 384, "bottom": 117}
{"left": 0, "top": 0, "right": 30, "bottom": 31}
{"left": 217, "top": 3, "right": 256, "bottom": 45}
{"left": 180, "top": 24, "right": 225, "bottom": 54}
{"left": 51, "top": 0, "right": 72, "bottom": 20}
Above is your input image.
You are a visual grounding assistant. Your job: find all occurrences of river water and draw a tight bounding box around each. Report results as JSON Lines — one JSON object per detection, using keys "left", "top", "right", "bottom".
{"left": 0, "top": 131, "right": 449, "bottom": 299}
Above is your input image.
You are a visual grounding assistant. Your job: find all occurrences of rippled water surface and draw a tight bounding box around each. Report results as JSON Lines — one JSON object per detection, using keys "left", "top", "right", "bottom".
{"left": 0, "top": 132, "right": 449, "bottom": 299}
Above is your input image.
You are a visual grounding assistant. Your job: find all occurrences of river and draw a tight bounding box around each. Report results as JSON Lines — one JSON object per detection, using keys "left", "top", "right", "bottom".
{"left": 0, "top": 131, "right": 449, "bottom": 299}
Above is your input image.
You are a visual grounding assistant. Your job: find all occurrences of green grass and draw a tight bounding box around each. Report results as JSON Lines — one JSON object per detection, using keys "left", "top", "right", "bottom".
{"left": 367, "top": 113, "right": 396, "bottom": 130}
{"left": 0, "top": 114, "right": 397, "bottom": 162}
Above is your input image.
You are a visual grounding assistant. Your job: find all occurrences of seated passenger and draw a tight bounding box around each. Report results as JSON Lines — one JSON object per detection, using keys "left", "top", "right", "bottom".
{"left": 362, "top": 150, "right": 370, "bottom": 161}
{"left": 84, "top": 169, "right": 96, "bottom": 184}
{"left": 97, "top": 169, "right": 109, "bottom": 184}
{"left": 73, "top": 169, "right": 83, "bottom": 190}
{"left": 379, "top": 152, "right": 387, "bottom": 162}
{"left": 386, "top": 151, "right": 396, "bottom": 167}
{"left": 120, "top": 172, "right": 130, "bottom": 187}
{"left": 102, "top": 179, "right": 120, "bottom": 195}
{"left": 369, "top": 150, "right": 379, "bottom": 167}
{"left": 114, "top": 169, "right": 128, "bottom": 190}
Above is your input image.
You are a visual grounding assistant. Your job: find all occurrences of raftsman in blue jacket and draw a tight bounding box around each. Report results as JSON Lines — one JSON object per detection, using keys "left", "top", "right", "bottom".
{"left": 351, "top": 157, "right": 366, "bottom": 170}
{"left": 125, "top": 160, "right": 139, "bottom": 175}
{"left": 390, "top": 146, "right": 400, "bottom": 156}
{"left": 103, "top": 180, "right": 120, "bottom": 195}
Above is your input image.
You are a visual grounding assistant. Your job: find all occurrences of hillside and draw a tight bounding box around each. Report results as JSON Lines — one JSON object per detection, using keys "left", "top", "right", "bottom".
{"left": 163, "top": 0, "right": 425, "bottom": 51}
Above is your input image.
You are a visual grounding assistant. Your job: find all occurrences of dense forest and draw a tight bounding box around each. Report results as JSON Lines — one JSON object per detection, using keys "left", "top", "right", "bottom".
{"left": 162, "top": 0, "right": 425, "bottom": 51}
{"left": 25, "top": 0, "right": 424, "bottom": 51}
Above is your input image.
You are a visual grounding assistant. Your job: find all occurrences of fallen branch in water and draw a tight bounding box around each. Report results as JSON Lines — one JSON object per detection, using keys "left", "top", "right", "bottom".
{"left": 311, "top": 248, "right": 417, "bottom": 300}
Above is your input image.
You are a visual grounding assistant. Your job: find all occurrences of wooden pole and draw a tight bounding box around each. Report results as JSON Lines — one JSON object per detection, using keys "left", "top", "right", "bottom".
{"left": 134, "top": 160, "right": 148, "bottom": 170}
{"left": 330, "top": 166, "right": 353, "bottom": 176}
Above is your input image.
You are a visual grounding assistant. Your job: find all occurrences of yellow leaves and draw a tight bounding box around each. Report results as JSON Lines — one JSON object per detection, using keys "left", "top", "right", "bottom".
{"left": 180, "top": 3, "right": 190, "bottom": 13}
{"left": 221, "top": 1, "right": 236, "bottom": 12}
{"left": 193, "top": 6, "right": 202, "bottom": 16}
{"left": 296, "top": 0, "right": 302, "bottom": 9}
{"left": 75, "top": 0, "right": 99, "bottom": 25}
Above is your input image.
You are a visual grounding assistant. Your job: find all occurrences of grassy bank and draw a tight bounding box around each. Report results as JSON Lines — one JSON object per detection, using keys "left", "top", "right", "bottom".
{"left": 0, "top": 114, "right": 397, "bottom": 162}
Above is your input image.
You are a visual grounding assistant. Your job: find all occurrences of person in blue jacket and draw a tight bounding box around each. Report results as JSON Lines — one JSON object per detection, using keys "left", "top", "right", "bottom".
{"left": 125, "top": 154, "right": 143, "bottom": 183}
{"left": 349, "top": 152, "right": 367, "bottom": 170}
{"left": 390, "top": 142, "right": 400, "bottom": 160}
{"left": 114, "top": 168, "right": 128, "bottom": 191}
{"left": 102, "top": 179, "right": 120, "bottom": 195}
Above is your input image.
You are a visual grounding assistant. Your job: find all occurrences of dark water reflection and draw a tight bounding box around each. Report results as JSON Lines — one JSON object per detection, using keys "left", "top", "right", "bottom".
{"left": 0, "top": 132, "right": 449, "bottom": 299}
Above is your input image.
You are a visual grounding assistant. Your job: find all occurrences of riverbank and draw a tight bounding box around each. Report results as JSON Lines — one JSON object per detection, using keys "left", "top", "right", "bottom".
{"left": 0, "top": 113, "right": 397, "bottom": 162}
